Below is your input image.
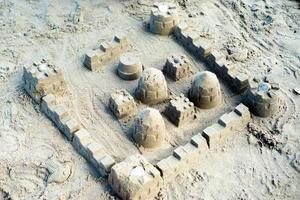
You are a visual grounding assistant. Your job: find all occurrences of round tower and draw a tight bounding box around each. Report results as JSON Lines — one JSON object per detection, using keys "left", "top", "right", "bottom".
{"left": 149, "top": 2, "right": 179, "bottom": 35}
{"left": 133, "top": 108, "right": 166, "bottom": 148}
{"left": 135, "top": 68, "right": 168, "bottom": 105}
{"left": 189, "top": 71, "right": 222, "bottom": 109}
{"left": 243, "top": 80, "right": 280, "bottom": 117}
{"left": 117, "top": 52, "right": 143, "bottom": 80}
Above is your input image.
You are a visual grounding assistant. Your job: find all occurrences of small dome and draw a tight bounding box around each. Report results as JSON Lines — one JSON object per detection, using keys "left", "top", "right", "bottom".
{"left": 118, "top": 53, "right": 143, "bottom": 80}
{"left": 192, "top": 71, "right": 219, "bottom": 88}
{"left": 133, "top": 108, "right": 166, "bottom": 148}
{"left": 135, "top": 68, "right": 168, "bottom": 105}
{"left": 189, "top": 71, "right": 222, "bottom": 109}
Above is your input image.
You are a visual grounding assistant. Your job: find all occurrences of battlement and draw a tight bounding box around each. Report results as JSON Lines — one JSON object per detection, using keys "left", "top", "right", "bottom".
{"left": 23, "top": 60, "right": 68, "bottom": 103}
{"left": 174, "top": 23, "right": 250, "bottom": 93}
{"left": 149, "top": 2, "right": 179, "bottom": 35}
{"left": 156, "top": 103, "right": 250, "bottom": 184}
{"left": 202, "top": 103, "right": 251, "bottom": 148}
{"left": 40, "top": 92, "right": 116, "bottom": 177}
{"left": 108, "top": 154, "right": 162, "bottom": 200}
{"left": 165, "top": 93, "right": 195, "bottom": 126}
{"left": 174, "top": 23, "right": 212, "bottom": 59}
{"left": 84, "top": 34, "right": 129, "bottom": 71}
{"left": 207, "top": 51, "right": 250, "bottom": 92}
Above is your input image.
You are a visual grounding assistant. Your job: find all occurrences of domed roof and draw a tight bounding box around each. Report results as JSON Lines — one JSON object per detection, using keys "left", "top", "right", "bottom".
{"left": 135, "top": 68, "right": 168, "bottom": 105}
{"left": 192, "top": 71, "right": 219, "bottom": 89}
{"left": 189, "top": 71, "right": 222, "bottom": 109}
{"left": 141, "top": 68, "right": 166, "bottom": 86}
{"left": 133, "top": 107, "right": 165, "bottom": 148}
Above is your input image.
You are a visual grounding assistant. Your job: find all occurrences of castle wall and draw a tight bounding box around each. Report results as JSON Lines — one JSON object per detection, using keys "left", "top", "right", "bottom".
{"left": 174, "top": 23, "right": 250, "bottom": 93}
{"left": 40, "top": 94, "right": 116, "bottom": 177}
{"left": 84, "top": 34, "right": 129, "bottom": 71}
{"left": 156, "top": 103, "right": 250, "bottom": 184}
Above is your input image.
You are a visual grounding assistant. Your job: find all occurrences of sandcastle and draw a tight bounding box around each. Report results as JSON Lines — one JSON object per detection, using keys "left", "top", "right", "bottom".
{"left": 109, "top": 154, "right": 163, "bottom": 200}
{"left": 84, "top": 34, "right": 129, "bottom": 71}
{"left": 189, "top": 71, "right": 222, "bottom": 109}
{"left": 109, "top": 89, "right": 137, "bottom": 119}
{"left": 23, "top": 60, "right": 68, "bottom": 103}
{"left": 149, "top": 2, "right": 179, "bottom": 35}
{"left": 165, "top": 94, "right": 195, "bottom": 126}
{"left": 117, "top": 52, "right": 143, "bottom": 80}
{"left": 133, "top": 107, "right": 166, "bottom": 148}
{"left": 135, "top": 68, "right": 168, "bottom": 105}
{"left": 163, "top": 54, "right": 193, "bottom": 81}
{"left": 243, "top": 79, "right": 280, "bottom": 117}
{"left": 21, "top": 7, "right": 262, "bottom": 200}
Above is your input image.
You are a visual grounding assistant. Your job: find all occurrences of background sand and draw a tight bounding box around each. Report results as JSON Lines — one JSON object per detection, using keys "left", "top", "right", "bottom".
{"left": 0, "top": 0, "right": 299, "bottom": 199}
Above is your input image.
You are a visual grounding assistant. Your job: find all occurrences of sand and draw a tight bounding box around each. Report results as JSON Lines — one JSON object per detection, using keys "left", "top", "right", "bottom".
{"left": 0, "top": 0, "right": 299, "bottom": 199}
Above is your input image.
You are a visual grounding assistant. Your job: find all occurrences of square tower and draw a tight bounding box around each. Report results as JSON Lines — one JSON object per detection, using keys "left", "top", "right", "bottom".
{"left": 108, "top": 154, "right": 163, "bottom": 200}
{"left": 163, "top": 54, "right": 193, "bottom": 81}
{"left": 23, "top": 60, "right": 68, "bottom": 103}
{"left": 165, "top": 94, "right": 195, "bottom": 126}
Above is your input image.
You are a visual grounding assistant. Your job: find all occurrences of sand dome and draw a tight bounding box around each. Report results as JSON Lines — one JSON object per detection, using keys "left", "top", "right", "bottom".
{"left": 135, "top": 68, "right": 168, "bottom": 105}
{"left": 118, "top": 52, "right": 143, "bottom": 80}
{"left": 133, "top": 108, "right": 166, "bottom": 148}
{"left": 189, "top": 71, "right": 222, "bottom": 109}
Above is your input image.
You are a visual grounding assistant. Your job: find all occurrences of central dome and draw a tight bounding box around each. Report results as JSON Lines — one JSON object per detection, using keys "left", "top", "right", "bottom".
{"left": 133, "top": 108, "right": 166, "bottom": 148}
{"left": 189, "top": 71, "right": 222, "bottom": 109}
{"left": 135, "top": 68, "right": 168, "bottom": 105}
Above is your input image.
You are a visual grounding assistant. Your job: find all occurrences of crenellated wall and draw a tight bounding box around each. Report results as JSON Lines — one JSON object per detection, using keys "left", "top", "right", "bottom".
{"left": 156, "top": 103, "right": 250, "bottom": 184}
{"left": 40, "top": 94, "right": 116, "bottom": 177}
{"left": 174, "top": 23, "right": 250, "bottom": 93}
{"left": 84, "top": 34, "right": 129, "bottom": 71}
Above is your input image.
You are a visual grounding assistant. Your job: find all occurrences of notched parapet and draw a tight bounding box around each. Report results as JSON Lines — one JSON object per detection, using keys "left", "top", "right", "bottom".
{"left": 174, "top": 23, "right": 250, "bottom": 93}
{"left": 163, "top": 54, "right": 193, "bottom": 81}
{"left": 206, "top": 50, "right": 250, "bottom": 93}
{"left": 202, "top": 103, "right": 251, "bottom": 148}
{"left": 156, "top": 104, "right": 250, "bottom": 185}
{"left": 41, "top": 94, "right": 80, "bottom": 141}
{"left": 156, "top": 133, "right": 208, "bottom": 184}
{"left": 84, "top": 34, "right": 129, "bottom": 71}
{"left": 72, "top": 129, "right": 115, "bottom": 177}
{"left": 156, "top": 155, "right": 182, "bottom": 183}
{"left": 149, "top": 2, "right": 179, "bottom": 35}
{"left": 109, "top": 154, "right": 162, "bottom": 200}
{"left": 24, "top": 61, "right": 115, "bottom": 178}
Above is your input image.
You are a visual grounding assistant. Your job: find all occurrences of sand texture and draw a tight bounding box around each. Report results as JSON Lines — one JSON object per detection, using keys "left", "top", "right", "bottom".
{"left": 0, "top": 0, "right": 299, "bottom": 199}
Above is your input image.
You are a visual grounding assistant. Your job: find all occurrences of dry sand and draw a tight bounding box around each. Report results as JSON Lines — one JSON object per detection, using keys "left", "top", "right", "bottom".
{"left": 0, "top": 0, "right": 299, "bottom": 199}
